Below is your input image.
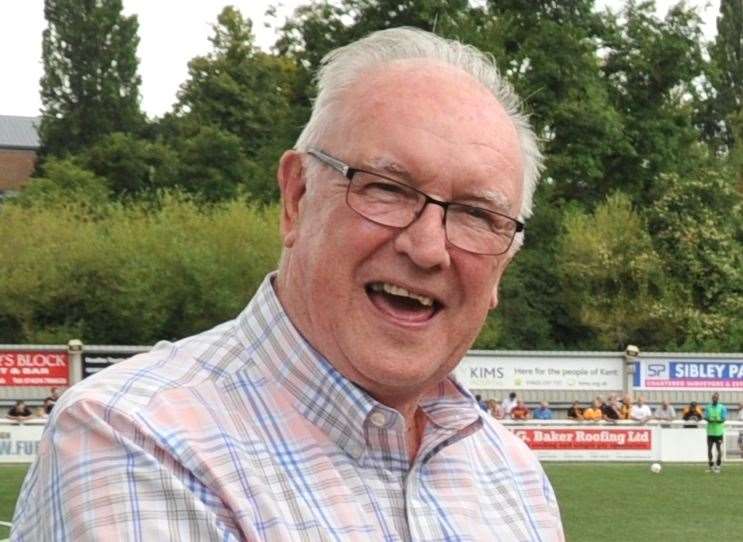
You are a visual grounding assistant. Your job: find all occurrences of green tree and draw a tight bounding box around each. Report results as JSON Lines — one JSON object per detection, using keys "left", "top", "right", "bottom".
{"left": 169, "top": 6, "right": 299, "bottom": 201}
{"left": 482, "top": 0, "right": 631, "bottom": 206}
{"left": 171, "top": 126, "right": 252, "bottom": 202}
{"left": 40, "top": 0, "right": 144, "bottom": 156}
{"left": 601, "top": 2, "right": 707, "bottom": 204}
{"left": 478, "top": 186, "right": 587, "bottom": 350}
{"left": 79, "top": 133, "right": 180, "bottom": 197}
{"left": 647, "top": 167, "right": 743, "bottom": 350}
{"left": 557, "top": 192, "right": 668, "bottom": 349}
{"left": 703, "top": 0, "right": 743, "bottom": 151}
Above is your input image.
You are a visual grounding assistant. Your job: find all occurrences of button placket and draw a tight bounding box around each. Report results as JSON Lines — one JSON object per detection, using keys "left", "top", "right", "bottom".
{"left": 369, "top": 411, "right": 387, "bottom": 428}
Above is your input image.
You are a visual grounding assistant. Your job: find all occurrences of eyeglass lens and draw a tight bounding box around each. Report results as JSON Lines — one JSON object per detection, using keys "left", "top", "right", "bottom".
{"left": 346, "top": 171, "right": 516, "bottom": 255}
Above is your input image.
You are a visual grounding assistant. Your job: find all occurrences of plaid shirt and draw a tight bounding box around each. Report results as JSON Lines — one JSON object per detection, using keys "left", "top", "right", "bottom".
{"left": 13, "top": 274, "right": 563, "bottom": 541}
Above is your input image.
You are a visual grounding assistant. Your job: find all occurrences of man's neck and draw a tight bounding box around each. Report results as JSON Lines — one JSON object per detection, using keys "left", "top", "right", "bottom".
{"left": 376, "top": 394, "right": 427, "bottom": 462}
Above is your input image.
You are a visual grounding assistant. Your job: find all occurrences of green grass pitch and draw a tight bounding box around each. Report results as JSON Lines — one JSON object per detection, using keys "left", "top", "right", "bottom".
{"left": 2, "top": 462, "right": 742, "bottom": 540}
{"left": 543, "top": 462, "right": 743, "bottom": 541}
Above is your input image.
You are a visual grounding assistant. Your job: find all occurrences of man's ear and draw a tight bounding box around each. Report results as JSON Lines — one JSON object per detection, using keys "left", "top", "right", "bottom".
{"left": 488, "top": 282, "right": 500, "bottom": 310}
{"left": 277, "top": 151, "right": 306, "bottom": 248}
{"left": 488, "top": 253, "right": 515, "bottom": 309}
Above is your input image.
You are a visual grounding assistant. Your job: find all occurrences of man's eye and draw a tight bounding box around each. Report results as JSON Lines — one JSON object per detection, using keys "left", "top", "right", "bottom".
{"left": 357, "top": 176, "right": 412, "bottom": 201}
{"left": 367, "top": 181, "right": 405, "bottom": 194}
{"left": 459, "top": 207, "right": 496, "bottom": 226}
{"left": 457, "top": 207, "right": 513, "bottom": 234}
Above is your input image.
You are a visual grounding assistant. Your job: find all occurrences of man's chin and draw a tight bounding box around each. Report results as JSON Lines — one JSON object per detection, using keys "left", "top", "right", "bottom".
{"left": 348, "top": 359, "right": 451, "bottom": 403}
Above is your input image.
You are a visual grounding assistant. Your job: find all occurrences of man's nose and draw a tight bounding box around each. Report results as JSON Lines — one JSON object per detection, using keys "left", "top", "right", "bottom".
{"left": 393, "top": 203, "right": 451, "bottom": 270}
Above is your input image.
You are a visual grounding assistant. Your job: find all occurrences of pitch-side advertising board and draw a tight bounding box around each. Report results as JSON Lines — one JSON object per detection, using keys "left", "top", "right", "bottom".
{"left": 509, "top": 426, "right": 655, "bottom": 461}
{"left": 0, "top": 350, "right": 69, "bottom": 386}
{"left": 0, "top": 422, "right": 44, "bottom": 463}
{"left": 455, "top": 354, "right": 623, "bottom": 391}
{"left": 633, "top": 357, "right": 743, "bottom": 391}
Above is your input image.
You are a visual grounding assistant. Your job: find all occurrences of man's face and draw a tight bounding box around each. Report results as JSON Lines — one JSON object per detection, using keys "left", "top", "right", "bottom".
{"left": 277, "top": 60, "right": 523, "bottom": 404}
{"left": 712, "top": 393, "right": 719, "bottom": 404}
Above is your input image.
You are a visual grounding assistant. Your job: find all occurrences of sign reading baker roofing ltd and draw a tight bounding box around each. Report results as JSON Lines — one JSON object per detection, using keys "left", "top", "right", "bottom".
{"left": 633, "top": 358, "right": 743, "bottom": 391}
{"left": 510, "top": 426, "right": 656, "bottom": 461}
{"left": 0, "top": 351, "right": 69, "bottom": 386}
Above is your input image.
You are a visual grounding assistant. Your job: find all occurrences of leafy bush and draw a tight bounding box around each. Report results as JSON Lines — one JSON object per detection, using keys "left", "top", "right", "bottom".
{"left": 0, "top": 194, "right": 281, "bottom": 344}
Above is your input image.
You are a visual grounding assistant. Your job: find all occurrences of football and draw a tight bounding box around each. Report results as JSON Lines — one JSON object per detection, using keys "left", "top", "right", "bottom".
{"left": 650, "top": 462, "right": 662, "bottom": 474}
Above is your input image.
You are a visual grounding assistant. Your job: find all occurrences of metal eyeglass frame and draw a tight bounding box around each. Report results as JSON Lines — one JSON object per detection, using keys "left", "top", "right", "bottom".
{"left": 306, "top": 148, "right": 524, "bottom": 256}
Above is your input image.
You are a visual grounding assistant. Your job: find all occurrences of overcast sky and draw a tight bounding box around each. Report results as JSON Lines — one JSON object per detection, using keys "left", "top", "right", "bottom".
{"left": 0, "top": 0, "right": 721, "bottom": 118}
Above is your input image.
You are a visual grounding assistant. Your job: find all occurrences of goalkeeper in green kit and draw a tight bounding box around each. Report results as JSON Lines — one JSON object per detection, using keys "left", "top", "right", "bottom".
{"left": 704, "top": 392, "right": 728, "bottom": 473}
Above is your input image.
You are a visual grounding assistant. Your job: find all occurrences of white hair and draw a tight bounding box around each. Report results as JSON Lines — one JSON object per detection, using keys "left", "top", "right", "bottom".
{"left": 294, "top": 26, "right": 543, "bottom": 229}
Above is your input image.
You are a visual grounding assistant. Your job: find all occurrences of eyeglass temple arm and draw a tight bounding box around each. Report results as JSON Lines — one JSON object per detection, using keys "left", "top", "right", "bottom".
{"left": 307, "top": 149, "right": 351, "bottom": 179}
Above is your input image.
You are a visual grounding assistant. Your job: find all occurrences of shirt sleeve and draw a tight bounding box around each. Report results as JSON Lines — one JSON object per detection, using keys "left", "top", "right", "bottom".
{"left": 11, "top": 399, "right": 240, "bottom": 542}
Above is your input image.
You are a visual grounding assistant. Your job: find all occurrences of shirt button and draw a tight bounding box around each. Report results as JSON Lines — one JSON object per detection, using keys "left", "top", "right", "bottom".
{"left": 369, "top": 412, "right": 387, "bottom": 427}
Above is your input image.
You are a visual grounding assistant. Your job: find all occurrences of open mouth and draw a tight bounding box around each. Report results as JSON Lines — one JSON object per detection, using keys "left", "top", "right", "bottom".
{"left": 365, "top": 282, "right": 442, "bottom": 323}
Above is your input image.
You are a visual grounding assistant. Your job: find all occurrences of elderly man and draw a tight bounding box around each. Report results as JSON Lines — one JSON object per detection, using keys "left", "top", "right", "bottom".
{"left": 12, "top": 28, "right": 562, "bottom": 541}
{"left": 629, "top": 396, "right": 652, "bottom": 423}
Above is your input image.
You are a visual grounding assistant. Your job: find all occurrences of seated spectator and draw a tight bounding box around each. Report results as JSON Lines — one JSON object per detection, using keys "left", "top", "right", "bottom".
{"left": 486, "top": 399, "right": 504, "bottom": 419}
{"left": 629, "top": 396, "right": 652, "bottom": 423}
{"left": 682, "top": 401, "right": 703, "bottom": 421}
{"left": 44, "top": 387, "right": 61, "bottom": 414}
{"left": 510, "top": 399, "right": 530, "bottom": 420}
{"left": 533, "top": 401, "right": 553, "bottom": 420}
{"left": 475, "top": 394, "right": 488, "bottom": 412}
{"left": 567, "top": 401, "right": 584, "bottom": 420}
{"left": 583, "top": 400, "right": 603, "bottom": 421}
{"left": 620, "top": 394, "right": 633, "bottom": 420}
{"left": 682, "top": 401, "right": 703, "bottom": 427}
{"left": 41, "top": 398, "right": 55, "bottom": 416}
{"left": 601, "top": 395, "right": 621, "bottom": 421}
{"left": 501, "top": 392, "right": 518, "bottom": 417}
{"left": 654, "top": 400, "right": 676, "bottom": 422}
{"left": 7, "top": 400, "right": 33, "bottom": 423}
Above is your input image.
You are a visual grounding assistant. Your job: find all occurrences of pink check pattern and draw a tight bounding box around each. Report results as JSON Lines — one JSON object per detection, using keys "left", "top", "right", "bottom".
{"left": 12, "top": 274, "right": 563, "bottom": 541}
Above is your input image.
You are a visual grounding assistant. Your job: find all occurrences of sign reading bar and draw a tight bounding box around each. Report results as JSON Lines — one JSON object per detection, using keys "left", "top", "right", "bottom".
{"left": 634, "top": 358, "right": 743, "bottom": 391}
{"left": 0, "top": 351, "right": 69, "bottom": 386}
{"left": 455, "top": 354, "right": 623, "bottom": 391}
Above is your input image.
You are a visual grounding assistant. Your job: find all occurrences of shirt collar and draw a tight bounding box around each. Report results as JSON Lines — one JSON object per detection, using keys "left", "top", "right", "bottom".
{"left": 235, "top": 273, "right": 482, "bottom": 459}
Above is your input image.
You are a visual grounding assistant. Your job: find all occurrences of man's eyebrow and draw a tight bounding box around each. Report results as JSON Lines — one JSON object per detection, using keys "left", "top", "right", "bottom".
{"left": 365, "top": 157, "right": 414, "bottom": 181}
{"left": 364, "top": 157, "right": 514, "bottom": 214}
{"left": 462, "top": 188, "right": 513, "bottom": 214}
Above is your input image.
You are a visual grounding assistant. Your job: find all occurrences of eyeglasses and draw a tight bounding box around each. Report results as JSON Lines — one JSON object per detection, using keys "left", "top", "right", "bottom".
{"left": 306, "top": 149, "right": 523, "bottom": 256}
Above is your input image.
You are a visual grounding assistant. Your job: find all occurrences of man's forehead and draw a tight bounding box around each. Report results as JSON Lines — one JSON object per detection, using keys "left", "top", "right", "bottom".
{"left": 356, "top": 58, "right": 504, "bottom": 111}
{"left": 321, "top": 57, "right": 523, "bottom": 212}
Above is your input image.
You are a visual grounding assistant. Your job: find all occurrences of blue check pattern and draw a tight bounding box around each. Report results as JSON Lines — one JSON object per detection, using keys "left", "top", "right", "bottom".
{"left": 12, "top": 274, "right": 563, "bottom": 541}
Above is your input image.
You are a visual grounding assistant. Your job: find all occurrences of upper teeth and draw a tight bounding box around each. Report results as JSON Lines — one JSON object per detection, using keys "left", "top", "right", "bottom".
{"left": 371, "top": 282, "right": 434, "bottom": 307}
